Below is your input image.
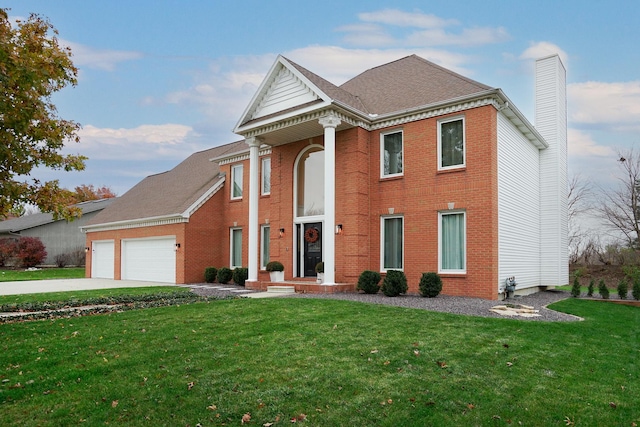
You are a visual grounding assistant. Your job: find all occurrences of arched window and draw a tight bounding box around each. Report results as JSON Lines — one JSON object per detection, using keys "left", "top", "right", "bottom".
{"left": 295, "top": 146, "right": 324, "bottom": 218}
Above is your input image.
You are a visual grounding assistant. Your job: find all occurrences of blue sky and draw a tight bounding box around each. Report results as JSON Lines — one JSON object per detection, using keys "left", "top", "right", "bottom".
{"left": 5, "top": 1, "right": 640, "bottom": 201}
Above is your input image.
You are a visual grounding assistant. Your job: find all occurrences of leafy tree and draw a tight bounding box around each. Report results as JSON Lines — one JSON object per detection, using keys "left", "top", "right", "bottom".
{"left": 72, "top": 185, "right": 117, "bottom": 202}
{"left": 0, "top": 9, "right": 86, "bottom": 220}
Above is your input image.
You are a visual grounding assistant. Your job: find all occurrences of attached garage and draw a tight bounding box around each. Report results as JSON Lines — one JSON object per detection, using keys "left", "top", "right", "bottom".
{"left": 121, "top": 237, "right": 176, "bottom": 283}
{"left": 91, "top": 240, "right": 115, "bottom": 279}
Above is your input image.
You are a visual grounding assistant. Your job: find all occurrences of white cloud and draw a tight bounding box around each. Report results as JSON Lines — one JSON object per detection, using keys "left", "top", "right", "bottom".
{"left": 520, "top": 41, "right": 569, "bottom": 66}
{"left": 62, "top": 40, "right": 143, "bottom": 71}
{"left": 70, "top": 124, "right": 197, "bottom": 160}
{"left": 568, "top": 128, "right": 615, "bottom": 158}
{"left": 338, "top": 9, "right": 508, "bottom": 48}
{"left": 569, "top": 81, "right": 640, "bottom": 131}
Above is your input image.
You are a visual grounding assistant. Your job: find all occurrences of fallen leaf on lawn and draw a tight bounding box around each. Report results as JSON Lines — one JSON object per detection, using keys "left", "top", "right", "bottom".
{"left": 609, "top": 402, "right": 617, "bottom": 409}
{"left": 564, "top": 416, "right": 574, "bottom": 426}
{"left": 187, "top": 382, "right": 195, "bottom": 390}
{"left": 384, "top": 360, "right": 390, "bottom": 365}
{"left": 258, "top": 402, "right": 265, "bottom": 409}
{"left": 241, "top": 413, "right": 251, "bottom": 424}
{"left": 264, "top": 423, "right": 274, "bottom": 427}
{"left": 111, "top": 400, "right": 118, "bottom": 408}
{"left": 370, "top": 349, "right": 379, "bottom": 354}
{"left": 333, "top": 324, "right": 337, "bottom": 330}
{"left": 413, "top": 350, "right": 420, "bottom": 356}
{"left": 207, "top": 404, "right": 217, "bottom": 411}
{"left": 506, "top": 362, "right": 513, "bottom": 367}
{"left": 38, "top": 348, "right": 45, "bottom": 353}
{"left": 387, "top": 399, "right": 393, "bottom": 404}
{"left": 467, "top": 403, "right": 475, "bottom": 410}
{"left": 437, "top": 361, "right": 448, "bottom": 369}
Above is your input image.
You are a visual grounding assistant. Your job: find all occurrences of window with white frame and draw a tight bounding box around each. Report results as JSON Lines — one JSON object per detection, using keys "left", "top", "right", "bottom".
{"left": 260, "top": 225, "right": 270, "bottom": 269}
{"left": 439, "top": 211, "right": 466, "bottom": 273}
{"left": 438, "top": 117, "right": 465, "bottom": 170}
{"left": 381, "top": 216, "right": 403, "bottom": 271}
{"left": 231, "top": 164, "right": 243, "bottom": 199}
{"left": 230, "top": 228, "right": 243, "bottom": 268}
{"left": 381, "top": 130, "right": 403, "bottom": 177}
{"left": 261, "top": 157, "right": 271, "bottom": 196}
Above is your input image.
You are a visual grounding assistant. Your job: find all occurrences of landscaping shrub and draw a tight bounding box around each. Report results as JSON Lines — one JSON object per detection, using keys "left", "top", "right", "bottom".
{"left": 357, "top": 270, "right": 381, "bottom": 294}
{"left": 633, "top": 278, "right": 640, "bottom": 301}
{"left": 265, "top": 261, "right": 284, "bottom": 272}
{"left": 598, "top": 279, "right": 609, "bottom": 299}
{"left": 54, "top": 253, "right": 70, "bottom": 268}
{"left": 0, "top": 238, "right": 16, "bottom": 266}
{"left": 14, "top": 237, "right": 47, "bottom": 267}
{"left": 419, "top": 272, "right": 443, "bottom": 298}
{"left": 587, "top": 279, "right": 595, "bottom": 297}
{"left": 217, "top": 267, "right": 232, "bottom": 284}
{"left": 233, "top": 267, "right": 248, "bottom": 286}
{"left": 67, "top": 247, "right": 86, "bottom": 266}
{"left": 381, "top": 270, "right": 408, "bottom": 297}
{"left": 571, "top": 274, "right": 581, "bottom": 298}
{"left": 617, "top": 280, "right": 628, "bottom": 299}
{"left": 204, "top": 267, "right": 217, "bottom": 283}
{"left": 315, "top": 262, "right": 324, "bottom": 274}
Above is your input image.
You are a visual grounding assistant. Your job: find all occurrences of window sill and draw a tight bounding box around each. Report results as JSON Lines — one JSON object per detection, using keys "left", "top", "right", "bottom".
{"left": 229, "top": 198, "right": 243, "bottom": 202}
{"left": 379, "top": 175, "right": 404, "bottom": 182}
{"left": 439, "top": 272, "right": 466, "bottom": 278}
{"left": 437, "top": 167, "right": 465, "bottom": 175}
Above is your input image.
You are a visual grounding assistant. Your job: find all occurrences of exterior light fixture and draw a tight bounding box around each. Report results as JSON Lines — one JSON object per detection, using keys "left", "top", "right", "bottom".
{"left": 84, "top": 247, "right": 90, "bottom": 253}
{"left": 175, "top": 243, "right": 181, "bottom": 250}
{"left": 335, "top": 224, "right": 343, "bottom": 235}
{"left": 279, "top": 228, "right": 285, "bottom": 238}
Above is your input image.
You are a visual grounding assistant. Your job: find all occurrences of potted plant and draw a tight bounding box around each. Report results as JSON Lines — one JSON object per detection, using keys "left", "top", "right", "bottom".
{"left": 315, "top": 261, "right": 324, "bottom": 283}
{"left": 266, "top": 261, "right": 285, "bottom": 282}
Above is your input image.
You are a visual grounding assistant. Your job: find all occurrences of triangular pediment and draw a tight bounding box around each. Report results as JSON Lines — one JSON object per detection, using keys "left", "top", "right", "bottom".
{"left": 235, "top": 56, "right": 330, "bottom": 133}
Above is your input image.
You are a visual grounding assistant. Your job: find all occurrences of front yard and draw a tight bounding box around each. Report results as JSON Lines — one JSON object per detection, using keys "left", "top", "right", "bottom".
{"left": 0, "top": 292, "right": 638, "bottom": 426}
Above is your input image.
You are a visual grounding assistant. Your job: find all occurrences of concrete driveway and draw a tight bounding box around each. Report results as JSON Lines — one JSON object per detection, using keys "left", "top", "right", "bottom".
{"left": 0, "top": 278, "right": 177, "bottom": 296}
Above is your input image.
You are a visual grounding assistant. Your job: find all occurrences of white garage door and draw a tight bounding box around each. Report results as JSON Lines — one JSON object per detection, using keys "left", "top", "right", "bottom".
{"left": 121, "top": 237, "right": 176, "bottom": 283}
{"left": 92, "top": 240, "right": 115, "bottom": 279}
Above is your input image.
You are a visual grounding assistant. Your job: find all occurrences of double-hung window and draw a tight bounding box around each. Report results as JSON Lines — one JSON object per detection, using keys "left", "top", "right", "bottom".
{"left": 381, "top": 130, "right": 403, "bottom": 178}
{"left": 439, "top": 211, "right": 466, "bottom": 273}
{"left": 231, "top": 164, "right": 243, "bottom": 199}
{"left": 439, "top": 117, "right": 465, "bottom": 170}
{"left": 261, "top": 158, "right": 271, "bottom": 196}
{"left": 260, "top": 225, "right": 270, "bottom": 269}
{"left": 230, "top": 228, "right": 243, "bottom": 268}
{"left": 381, "top": 216, "right": 403, "bottom": 271}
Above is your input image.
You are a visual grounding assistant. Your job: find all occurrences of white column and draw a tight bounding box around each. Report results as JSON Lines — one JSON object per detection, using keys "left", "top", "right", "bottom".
{"left": 319, "top": 113, "right": 341, "bottom": 284}
{"left": 246, "top": 136, "right": 261, "bottom": 283}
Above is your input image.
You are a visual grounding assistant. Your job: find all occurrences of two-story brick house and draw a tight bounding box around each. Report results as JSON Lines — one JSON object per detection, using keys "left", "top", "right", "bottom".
{"left": 83, "top": 54, "right": 568, "bottom": 300}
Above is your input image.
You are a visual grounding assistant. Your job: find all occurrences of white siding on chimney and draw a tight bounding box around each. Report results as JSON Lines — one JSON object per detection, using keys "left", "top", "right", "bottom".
{"left": 536, "top": 55, "right": 569, "bottom": 287}
{"left": 497, "top": 112, "right": 541, "bottom": 291}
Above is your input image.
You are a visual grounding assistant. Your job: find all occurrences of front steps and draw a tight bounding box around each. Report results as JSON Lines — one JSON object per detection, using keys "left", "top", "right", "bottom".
{"left": 246, "top": 280, "right": 356, "bottom": 294}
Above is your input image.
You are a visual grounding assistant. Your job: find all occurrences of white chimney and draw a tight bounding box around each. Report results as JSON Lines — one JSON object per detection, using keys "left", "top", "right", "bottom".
{"left": 536, "top": 55, "right": 568, "bottom": 286}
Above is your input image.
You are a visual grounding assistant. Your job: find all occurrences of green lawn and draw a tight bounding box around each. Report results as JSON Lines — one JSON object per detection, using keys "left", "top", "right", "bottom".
{"left": 0, "top": 295, "right": 638, "bottom": 426}
{"left": 0, "top": 268, "right": 85, "bottom": 282}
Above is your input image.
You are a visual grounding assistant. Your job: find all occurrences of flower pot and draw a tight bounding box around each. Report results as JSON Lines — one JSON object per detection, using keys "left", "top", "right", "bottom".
{"left": 269, "top": 271, "right": 284, "bottom": 282}
{"left": 316, "top": 272, "right": 324, "bottom": 283}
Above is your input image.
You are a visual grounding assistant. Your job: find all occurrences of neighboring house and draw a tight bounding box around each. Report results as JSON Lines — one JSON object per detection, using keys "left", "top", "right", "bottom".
{"left": 0, "top": 198, "right": 115, "bottom": 265}
{"left": 83, "top": 54, "right": 568, "bottom": 299}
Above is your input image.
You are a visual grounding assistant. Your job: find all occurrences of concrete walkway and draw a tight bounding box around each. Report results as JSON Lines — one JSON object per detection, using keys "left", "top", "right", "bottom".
{"left": 0, "top": 278, "right": 176, "bottom": 296}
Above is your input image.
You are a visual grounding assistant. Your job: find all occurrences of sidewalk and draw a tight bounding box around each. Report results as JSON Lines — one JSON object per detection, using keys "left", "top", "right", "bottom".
{"left": 0, "top": 278, "right": 176, "bottom": 296}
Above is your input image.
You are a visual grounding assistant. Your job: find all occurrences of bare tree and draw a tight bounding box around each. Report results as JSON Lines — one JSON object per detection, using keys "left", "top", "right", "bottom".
{"left": 597, "top": 147, "right": 640, "bottom": 248}
{"left": 568, "top": 173, "right": 591, "bottom": 263}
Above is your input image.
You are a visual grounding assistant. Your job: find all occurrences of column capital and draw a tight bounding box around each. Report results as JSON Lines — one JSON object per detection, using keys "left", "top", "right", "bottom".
{"left": 319, "top": 113, "right": 341, "bottom": 129}
{"left": 245, "top": 136, "right": 263, "bottom": 148}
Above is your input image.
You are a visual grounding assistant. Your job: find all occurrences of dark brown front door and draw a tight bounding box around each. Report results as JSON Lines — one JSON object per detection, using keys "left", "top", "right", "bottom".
{"left": 303, "top": 222, "right": 322, "bottom": 277}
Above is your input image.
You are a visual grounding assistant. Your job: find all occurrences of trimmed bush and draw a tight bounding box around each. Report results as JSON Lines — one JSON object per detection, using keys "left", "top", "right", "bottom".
{"left": 315, "top": 262, "right": 324, "bottom": 274}
{"left": 587, "top": 279, "right": 595, "bottom": 297}
{"left": 217, "top": 267, "right": 233, "bottom": 284}
{"left": 571, "top": 274, "right": 581, "bottom": 298}
{"left": 54, "top": 253, "right": 70, "bottom": 268}
{"left": 419, "top": 272, "right": 443, "bottom": 298}
{"left": 357, "top": 270, "right": 381, "bottom": 294}
{"left": 233, "top": 267, "right": 248, "bottom": 286}
{"left": 265, "top": 261, "right": 284, "bottom": 272}
{"left": 633, "top": 278, "right": 640, "bottom": 301}
{"left": 204, "top": 267, "right": 217, "bottom": 283}
{"left": 381, "top": 270, "right": 408, "bottom": 297}
{"left": 598, "top": 279, "right": 609, "bottom": 299}
{"left": 14, "top": 237, "right": 47, "bottom": 267}
{"left": 617, "top": 280, "right": 628, "bottom": 300}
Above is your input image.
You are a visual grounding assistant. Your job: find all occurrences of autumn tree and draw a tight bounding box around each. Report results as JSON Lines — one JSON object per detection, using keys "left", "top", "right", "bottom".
{"left": 72, "top": 184, "right": 116, "bottom": 202}
{"left": 0, "top": 9, "right": 86, "bottom": 220}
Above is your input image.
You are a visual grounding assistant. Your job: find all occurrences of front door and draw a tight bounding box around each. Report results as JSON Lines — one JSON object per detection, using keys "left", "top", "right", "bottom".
{"left": 303, "top": 222, "right": 322, "bottom": 277}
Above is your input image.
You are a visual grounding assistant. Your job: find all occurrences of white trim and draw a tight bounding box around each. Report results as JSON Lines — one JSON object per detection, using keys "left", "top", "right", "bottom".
{"left": 82, "top": 214, "right": 188, "bottom": 233}
{"left": 231, "top": 164, "right": 243, "bottom": 200}
{"left": 261, "top": 157, "right": 271, "bottom": 196}
{"left": 380, "top": 215, "right": 404, "bottom": 272}
{"left": 184, "top": 176, "right": 226, "bottom": 217}
{"left": 230, "top": 227, "right": 243, "bottom": 268}
{"left": 437, "top": 115, "right": 466, "bottom": 171}
{"left": 293, "top": 144, "right": 325, "bottom": 220}
{"left": 260, "top": 224, "right": 270, "bottom": 270}
{"left": 380, "top": 129, "right": 404, "bottom": 178}
{"left": 213, "top": 146, "right": 271, "bottom": 165}
{"left": 438, "top": 210, "right": 466, "bottom": 274}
